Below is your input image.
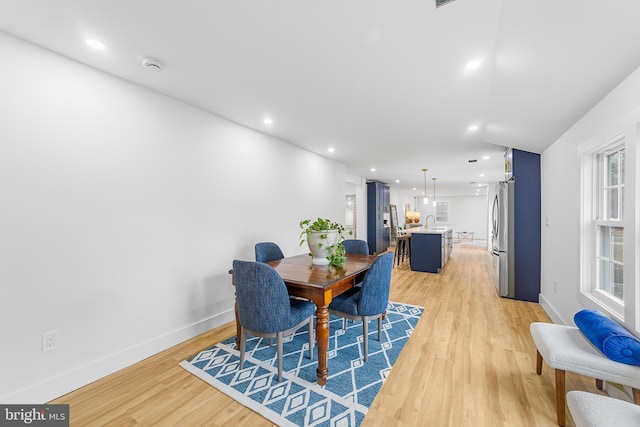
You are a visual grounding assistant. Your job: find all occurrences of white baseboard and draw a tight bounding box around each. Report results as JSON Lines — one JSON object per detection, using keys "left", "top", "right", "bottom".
{"left": 538, "top": 293, "right": 569, "bottom": 325}
{"left": 1, "top": 310, "right": 235, "bottom": 404}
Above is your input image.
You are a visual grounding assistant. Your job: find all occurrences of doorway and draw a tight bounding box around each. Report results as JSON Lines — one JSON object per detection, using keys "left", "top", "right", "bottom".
{"left": 345, "top": 195, "right": 356, "bottom": 238}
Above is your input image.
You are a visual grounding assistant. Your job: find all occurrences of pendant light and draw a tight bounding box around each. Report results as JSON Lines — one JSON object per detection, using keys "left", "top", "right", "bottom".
{"left": 432, "top": 178, "right": 437, "bottom": 207}
{"left": 422, "top": 168, "right": 429, "bottom": 205}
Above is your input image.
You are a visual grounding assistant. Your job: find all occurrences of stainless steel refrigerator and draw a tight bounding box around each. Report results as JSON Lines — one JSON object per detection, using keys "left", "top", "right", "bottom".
{"left": 491, "top": 181, "right": 515, "bottom": 298}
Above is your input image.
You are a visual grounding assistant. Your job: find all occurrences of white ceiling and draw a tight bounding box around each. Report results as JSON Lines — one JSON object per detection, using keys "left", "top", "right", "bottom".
{"left": 2, "top": 0, "right": 640, "bottom": 196}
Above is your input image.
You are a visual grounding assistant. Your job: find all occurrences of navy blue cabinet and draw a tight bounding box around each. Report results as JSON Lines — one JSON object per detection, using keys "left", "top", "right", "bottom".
{"left": 508, "top": 148, "right": 541, "bottom": 302}
{"left": 410, "top": 229, "right": 452, "bottom": 273}
{"left": 366, "top": 181, "right": 390, "bottom": 255}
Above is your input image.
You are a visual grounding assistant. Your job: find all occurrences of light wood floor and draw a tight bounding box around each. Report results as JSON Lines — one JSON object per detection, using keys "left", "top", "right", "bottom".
{"left": 51, "top": 245, "right": 603, "bottom": 426}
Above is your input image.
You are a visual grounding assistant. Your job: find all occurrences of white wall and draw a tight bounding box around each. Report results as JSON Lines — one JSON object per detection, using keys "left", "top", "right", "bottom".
{"left": 0, "top": 32, "right": 346, "bottom": 403}
{"left": 449, "top": 195, "right": 490, "bottom": 240}
{"left": 540, "top": 64, "right": 640, "bottom": 329}
{"left": 413, "top": 195, "right": 490, "bottom": 239}
{"left": 389, "top": 187, "right": 412, "bottom": 223}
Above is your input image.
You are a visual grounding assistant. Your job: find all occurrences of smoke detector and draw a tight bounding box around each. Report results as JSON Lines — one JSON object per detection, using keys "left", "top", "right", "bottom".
{"left": 142, "top": 57, "right": 162, "bottom": 71}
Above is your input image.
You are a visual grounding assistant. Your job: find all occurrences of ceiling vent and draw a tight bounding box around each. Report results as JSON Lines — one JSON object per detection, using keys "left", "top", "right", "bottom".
{"left": 142, "top": 57, "right": 162, "bottom": 71}
{"left": 435, "top": 0, "right": 457, "bottom": 8}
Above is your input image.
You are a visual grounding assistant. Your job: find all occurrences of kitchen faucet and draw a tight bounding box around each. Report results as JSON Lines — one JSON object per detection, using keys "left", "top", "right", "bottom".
{"left": 425, "top": 215, "right": 436, "bottom": 228}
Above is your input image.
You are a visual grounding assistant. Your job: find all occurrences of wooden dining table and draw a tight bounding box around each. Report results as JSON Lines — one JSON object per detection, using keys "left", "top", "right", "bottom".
{"left": 231, "top": 253, "right": 378, "bottom": 386}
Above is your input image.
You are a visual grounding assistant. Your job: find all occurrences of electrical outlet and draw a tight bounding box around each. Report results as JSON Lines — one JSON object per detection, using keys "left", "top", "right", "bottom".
{"left": 42, "top": 331, "right": 59, "bottom": 353}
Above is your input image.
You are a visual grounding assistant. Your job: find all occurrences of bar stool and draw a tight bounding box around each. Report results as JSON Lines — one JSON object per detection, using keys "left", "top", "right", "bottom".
{"left": 394, "top": 235, "right": 410, "bottom": 267}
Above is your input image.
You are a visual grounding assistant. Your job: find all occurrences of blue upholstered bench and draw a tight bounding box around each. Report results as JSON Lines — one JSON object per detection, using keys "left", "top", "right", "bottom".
{"left": 530, "top": 320, "right": 640, "bottom": 426}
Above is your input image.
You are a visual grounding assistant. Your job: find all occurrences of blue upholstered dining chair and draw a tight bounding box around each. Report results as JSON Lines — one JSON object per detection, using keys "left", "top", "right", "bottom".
{"left": 342, "top": 239, "right": 369, "bottom": 255}
{"left": 342, "top": 239, "right": 370, "bottom": 288}
{"left": 232, "top": 260, "right": 315, "bottom": 382}
{"left": 255, "top": 242, "right": 285, "bottom": 263}
{"left": 328, "top": 251, "right": 393, "bottom": 362}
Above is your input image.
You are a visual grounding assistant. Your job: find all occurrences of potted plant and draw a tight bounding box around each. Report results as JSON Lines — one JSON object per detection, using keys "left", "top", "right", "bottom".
{"left": 299, "top": 218, "right": 351, "bottom": 267}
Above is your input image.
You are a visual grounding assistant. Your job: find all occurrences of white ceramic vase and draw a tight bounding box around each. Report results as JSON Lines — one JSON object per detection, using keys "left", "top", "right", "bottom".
{"left": 307, "top": 230, "right": 339, "bottom": 265}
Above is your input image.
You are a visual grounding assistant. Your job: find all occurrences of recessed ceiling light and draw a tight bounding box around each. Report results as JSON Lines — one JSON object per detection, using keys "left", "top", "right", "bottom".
{"left": 328, "top": 147, "right": 335, "bottom": 153}
{"left": 395, "top": 179, "right": 400, "bottom": 183}
{"left": 465, "top": 59, "right": 482, "bottom": 72}
{"left": 480, "top": 173, "right": 485, "bottom": 177}
{"left": 263, "top": 117, "right": 273, "bottom": 125}
{"left": 86, "top": 38, "right": 106, "bottom": 51}
{"left": 468, "top": 125, "right": 479, "bottom": 131}
{"left": 370, "top": 168, "right": 376, "bottom": 172}
{"left": 483, "top": 155, "right": 490, "bottom": 160}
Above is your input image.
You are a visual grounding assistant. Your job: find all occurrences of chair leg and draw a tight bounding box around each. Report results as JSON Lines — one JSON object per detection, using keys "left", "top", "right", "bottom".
{"left": 363, "top": 317, "right": 369, "bottom": 362}
{"left": 307, "top": 318, "right": 314, "bottom": 359}
{"left": 536, "top": 350, "right": 543, "bottom": 375}
{"left": 276, "top": 332, "right": 283, "bottom": 382}
{"left": 377, "top": 316, "right": 382, "bottom": 341}
{"left": 343, "top": 317, "right": 347, "bottom": 330}
{"left": 403, "top": 239, "right": 408, "bottom": 263}
{"left": 394, "top": 244, "right": 399, "bottom": 267}
{"left": 239, "top": 327, "right": 247, "bottom": 370}
{"left": 555, "top": 368, "right": 566, "bottom": 426}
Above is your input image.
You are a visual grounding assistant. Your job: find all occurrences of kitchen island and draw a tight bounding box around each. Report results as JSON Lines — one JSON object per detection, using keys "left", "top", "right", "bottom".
{"left": 408, "top": 227, "right": 453, "bottom": 273}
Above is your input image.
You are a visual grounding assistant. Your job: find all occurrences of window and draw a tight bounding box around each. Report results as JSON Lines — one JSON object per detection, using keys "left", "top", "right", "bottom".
{"left": 595, "top": 147, "right": 625, "bottom": 300}
{"left": 580, "top": 135, "right": 625, "bottom": 317}
{"left": 435, "top": 201, "right": 448, "bottom": 223}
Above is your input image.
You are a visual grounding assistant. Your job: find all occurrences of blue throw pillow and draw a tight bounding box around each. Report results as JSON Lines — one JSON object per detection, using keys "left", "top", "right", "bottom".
{"left": 574, "top": 309, "right": 640, "bottom": 366}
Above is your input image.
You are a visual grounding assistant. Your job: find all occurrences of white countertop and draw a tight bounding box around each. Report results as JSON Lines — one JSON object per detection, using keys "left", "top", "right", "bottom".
{"left": 406, "top": 226, "right": 451, "bottom": 235}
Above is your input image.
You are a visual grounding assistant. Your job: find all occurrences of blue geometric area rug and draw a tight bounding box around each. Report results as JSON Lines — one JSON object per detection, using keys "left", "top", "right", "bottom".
{"left": 180, "top": 301, "right": 423, "bottom": 427}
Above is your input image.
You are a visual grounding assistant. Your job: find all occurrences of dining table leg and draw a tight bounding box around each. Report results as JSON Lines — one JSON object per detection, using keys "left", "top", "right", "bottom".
{"left": 315, "top": 303, "right": 329, "bottom": 386}
{"left": 229, "top": 269, "right": 241, "bottom": 347}
{"left": 234, "top": 300, "right": 241, "bottom": 347}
